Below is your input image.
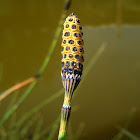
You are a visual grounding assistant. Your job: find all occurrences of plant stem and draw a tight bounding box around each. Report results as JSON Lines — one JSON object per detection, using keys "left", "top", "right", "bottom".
{"left": 0, "top": 6, "right": 68, "bottom": 127}
{"left": 0, "top": 77, "right": 35, "bottom": 102}
{"left": 58, "top": 43, "right": 107, "bottom": 140}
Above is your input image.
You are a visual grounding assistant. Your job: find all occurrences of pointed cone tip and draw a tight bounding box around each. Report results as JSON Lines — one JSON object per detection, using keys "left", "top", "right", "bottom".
{"left": 69, "top": 12, "right": 77, "bottom": 17}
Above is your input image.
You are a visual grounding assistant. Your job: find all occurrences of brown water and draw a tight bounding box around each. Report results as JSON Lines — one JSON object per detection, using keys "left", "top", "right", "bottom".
{"left": 0, "top": 0, "right": 140, "bottom": 139}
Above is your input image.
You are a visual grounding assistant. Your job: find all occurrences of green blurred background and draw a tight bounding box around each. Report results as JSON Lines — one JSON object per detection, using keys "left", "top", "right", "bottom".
{"left": 0, "top": 0, "right": 140, "bottom": 139}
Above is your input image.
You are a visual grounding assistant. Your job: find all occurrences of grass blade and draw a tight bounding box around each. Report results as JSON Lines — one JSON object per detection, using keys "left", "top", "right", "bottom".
{"left": 120, "top": 128, "right": 140, "bottom": 140}
{"left": 112, "top": 108, "right": 136, "bottom": 140}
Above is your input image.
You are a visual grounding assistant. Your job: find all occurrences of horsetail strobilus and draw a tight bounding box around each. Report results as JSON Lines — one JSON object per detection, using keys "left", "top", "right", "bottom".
{"left": 58, "top": 13, "right": 84, "bottom": 140}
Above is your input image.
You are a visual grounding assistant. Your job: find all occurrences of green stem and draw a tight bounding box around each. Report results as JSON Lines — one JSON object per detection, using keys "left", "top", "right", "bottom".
{"left": 119, "top": 128, "right": 140, "bottom": 140}
{"left": 0, "top": 6, "right": 68, "bottom": 127}
{"left": 0, "top": 81, "right": 37, "bottom": 127}
{"left": 48, "top": 106, "right": 79, "bottom": 140}
{"left": 58, "top": 43, "right": 107, "bottom": 140}
{"left": 38, "top": 10, "right": 66, "bottom": 76}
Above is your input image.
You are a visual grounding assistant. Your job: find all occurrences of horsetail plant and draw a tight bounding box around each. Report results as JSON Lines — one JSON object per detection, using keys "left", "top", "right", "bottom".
{"left": 58, "top": 13, "right": 84, "bottom": 140}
